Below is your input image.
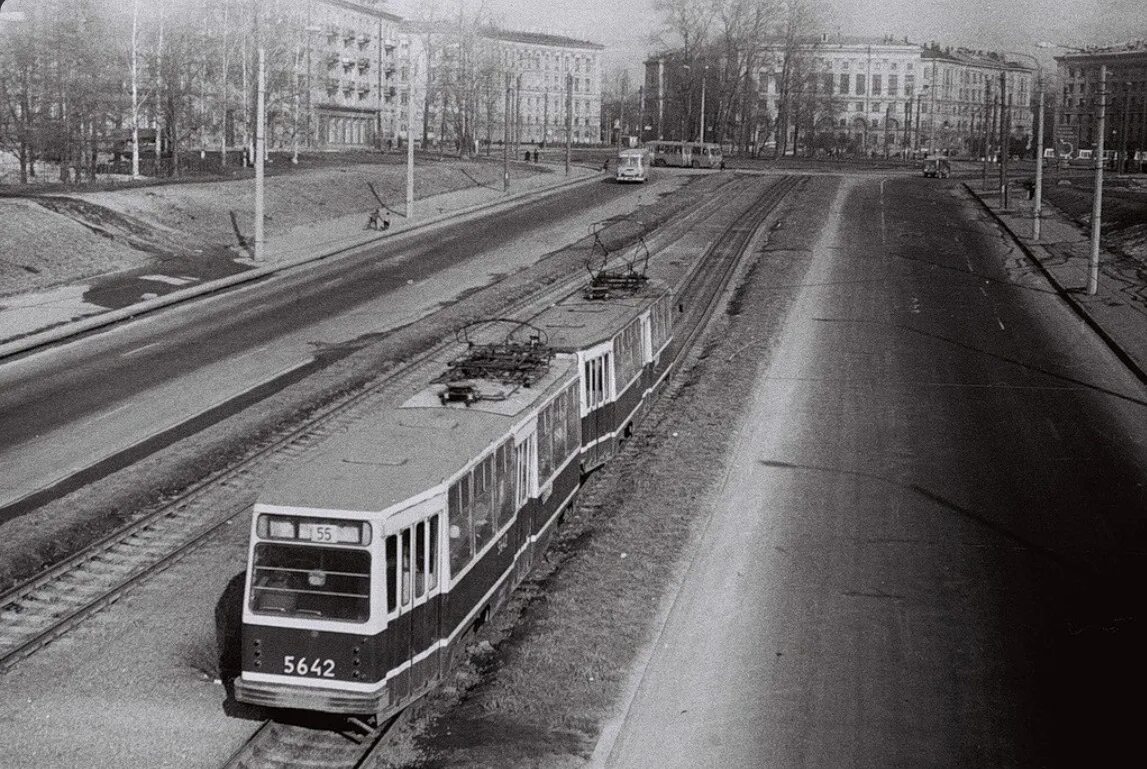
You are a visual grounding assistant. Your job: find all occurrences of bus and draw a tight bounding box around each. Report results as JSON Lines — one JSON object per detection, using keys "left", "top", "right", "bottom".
{"left": 646, "top": 140, "right": 691, "bottom": 168}
{"left": 689, "top": 142, "right": 724, "bottom": 169}
{"left": 646, "top": 140, "right": 723, "bottom": 170}
{"left": 616, "top": 147, "right": 651, "bottom": 183}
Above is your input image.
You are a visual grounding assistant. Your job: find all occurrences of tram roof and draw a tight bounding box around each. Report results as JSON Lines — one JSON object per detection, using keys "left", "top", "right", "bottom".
{"left": 532, "top": 279, "right": 668, "bottom": 351}
{"left": 258, "top": 356, "right": 577, "bottom": 514}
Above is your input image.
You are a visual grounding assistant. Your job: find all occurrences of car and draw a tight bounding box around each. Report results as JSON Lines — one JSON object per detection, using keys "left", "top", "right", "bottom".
{"left": 922, "top": 156, "right": 951, "bottom": 178}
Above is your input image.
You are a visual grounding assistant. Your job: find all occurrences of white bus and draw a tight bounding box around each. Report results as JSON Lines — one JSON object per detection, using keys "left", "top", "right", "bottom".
{"left": 646, "top": 140, "right": 723, "bottom": 170}
{"left": 616, "top": 147, "right": 651, "bottom": 182}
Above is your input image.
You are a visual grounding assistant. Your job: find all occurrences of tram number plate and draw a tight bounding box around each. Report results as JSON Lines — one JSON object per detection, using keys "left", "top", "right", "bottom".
{"left": 283, "top": 655, "right": 336, "bottom": 678}
{"left": 310, "top": 524, "right": 338, "bottom": 543}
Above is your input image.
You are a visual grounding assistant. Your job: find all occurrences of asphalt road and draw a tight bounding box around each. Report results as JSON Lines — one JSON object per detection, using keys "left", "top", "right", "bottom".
{"left": 597, "top": 175, "right": 1147, "bottom": 768}
{"left": 0, "top": 179, "right": 640, "bottom": 520}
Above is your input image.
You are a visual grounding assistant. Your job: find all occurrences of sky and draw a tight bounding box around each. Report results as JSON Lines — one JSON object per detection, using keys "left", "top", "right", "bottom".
{"left": 387, "top": 0, "right": 1147, "bottom": 79}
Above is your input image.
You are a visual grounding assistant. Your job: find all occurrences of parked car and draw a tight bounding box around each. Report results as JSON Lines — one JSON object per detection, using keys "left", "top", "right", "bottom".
{"left": 922, "top": 156, "right": 951, "bottom": 178}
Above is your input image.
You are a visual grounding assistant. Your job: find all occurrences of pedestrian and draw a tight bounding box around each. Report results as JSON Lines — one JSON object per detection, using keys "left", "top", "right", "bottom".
{"left": 368, "top": 207, "right": 389, "bottom": 231}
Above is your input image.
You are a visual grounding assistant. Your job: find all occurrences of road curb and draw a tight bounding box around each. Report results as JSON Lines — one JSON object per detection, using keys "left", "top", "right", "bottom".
{"left": 963, "top": 182, "right": 1147, "bottom": 388}
{"left": 0, "top": 169, "right": 604, "bottom": 361}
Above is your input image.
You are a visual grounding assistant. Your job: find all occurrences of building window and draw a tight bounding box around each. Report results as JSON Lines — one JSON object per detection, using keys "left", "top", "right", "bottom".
{"left": 839, "top": 73, "right": 849, "bottom": 94}
{"left": 889, "top": 74, "right": 898, "bottom": 94}
{"left": 855, "top": 74, "right": 865, "bottom": 95}
{"left": 872, "top": 75, "right": 882, "bottom": 95}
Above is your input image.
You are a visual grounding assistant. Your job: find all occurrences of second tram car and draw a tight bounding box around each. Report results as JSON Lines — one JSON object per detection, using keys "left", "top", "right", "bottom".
{"left": 233, "top": 275, "right": 675, "bottom": 719}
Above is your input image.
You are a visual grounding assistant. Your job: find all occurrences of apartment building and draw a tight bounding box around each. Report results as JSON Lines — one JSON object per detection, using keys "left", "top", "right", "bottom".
{"left": 1055, "top": 41, "right": 1147, "bottom": 160}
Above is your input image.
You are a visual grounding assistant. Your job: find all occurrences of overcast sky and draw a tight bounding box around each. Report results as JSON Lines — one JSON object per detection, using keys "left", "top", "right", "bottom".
{"left": 388, "top": 0, "right": 1146, "bottom": 77}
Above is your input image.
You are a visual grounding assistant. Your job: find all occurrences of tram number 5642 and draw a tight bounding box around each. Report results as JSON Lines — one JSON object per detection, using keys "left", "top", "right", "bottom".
{"left": 283, "top": 655, "right": 336, "bottom": 678}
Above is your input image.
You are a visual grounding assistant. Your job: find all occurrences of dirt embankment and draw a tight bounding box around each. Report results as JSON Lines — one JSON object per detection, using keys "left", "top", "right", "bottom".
{"left": 0, "top": 158, "right": 545, "bottom": 298}
{"left": 1044, "top": 179, "right": 1147, "bottom": 262}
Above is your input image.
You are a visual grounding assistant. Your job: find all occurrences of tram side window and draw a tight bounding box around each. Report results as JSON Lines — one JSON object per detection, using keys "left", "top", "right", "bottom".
{"left": 401, "top": 528, "right": 412, "bottom": 606}
{"left": 651, "top": 295, "right": 671, "bottom": 353}
{"left": 565, "top": 381, "right": 581, "bottom": 452}
{"left": 414, "top": 521, "right": 426, "bottom": 599}
{"left": 386, "top": 535, "right": 398, "bottom": 612}
{"left": 495, "top": 440, "right": 516, "bottom": 528}
{"left": 537, "top": 402, "right": 554, "bottom": 481}
{"left": 448, "top": 475, "right": 474, "bottom": 574}
{"left": 515, "top": 434, "right": 534, "bottom": 508}
{"left": 552, "top": 391, "right": 568, "bottom": 463}
{"left": 427, "top": 515, "right": 439, "bottom": 591}
{"left": 584, "top": 354, "right": 609, "bottom": 410}
{"left": 615, "top": 320, "right": 642, "bottom": 389}
{"left": 472, "top": 454, "right": 494, "bottom": 553}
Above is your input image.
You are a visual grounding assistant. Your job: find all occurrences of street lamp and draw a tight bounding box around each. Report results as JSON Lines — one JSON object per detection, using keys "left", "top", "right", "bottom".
{"left": 1042, "top": 42, "right": 1104, "bottom": 294}
{"left": 1003, "top": 49, "right": 1046, "bottom": 240}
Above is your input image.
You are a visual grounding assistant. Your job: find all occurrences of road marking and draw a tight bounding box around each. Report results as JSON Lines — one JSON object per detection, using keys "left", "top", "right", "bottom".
{"left": 122, "top": 341, "right": 162, "bottom": 358}
{"left": 139, "top": 274, "right": 196, "bottom": 286}
{"left": 85, "top": 400, "right": 134, "bottom": 425}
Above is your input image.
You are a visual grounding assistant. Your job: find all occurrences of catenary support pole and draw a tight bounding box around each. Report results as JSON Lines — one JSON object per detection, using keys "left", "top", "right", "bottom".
{"left": 254, "top": 48, "right": 265, "bottom": 262}
{"left": 1088, "top": 64, "right": 1107, "bottom": 295}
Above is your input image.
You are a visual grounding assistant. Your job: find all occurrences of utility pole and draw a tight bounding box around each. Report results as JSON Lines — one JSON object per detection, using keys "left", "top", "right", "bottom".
{"left": 698, "top": 67, "right": 707, "bottom": 142}
{"left": 1119, "top": 81, "right": 1131, "bottom": 175}
{"left": 131, "top": 0, "right": 141, "bottom": 179}
{"left": 565, "top": 71, "right": 573, "bottom": 175}
{"left": 1088, "top": 64, "right": 1107, "bottom": 295}
{"left": 983, "top": 82, "right": 993, "bottom": 190}
{"left": 514, "top": 73, "right": 522, "bottom": 160}
{"left": 1033, "top": 73, "right": 1045, "bottom": 241}
{"left": 503, "top": 73, "right": 512, "bottom": 191}
{"left": 406, "top": 74, "right": 414, "bottom": 219}
{"left": 254, "top": 48, "right": 265, "bottom": 262}
{"left": 220, "top": 0, "right": 229, "bottom": 167}
{"left": 999, "top": 70, "right": 1009, "bottom": 209}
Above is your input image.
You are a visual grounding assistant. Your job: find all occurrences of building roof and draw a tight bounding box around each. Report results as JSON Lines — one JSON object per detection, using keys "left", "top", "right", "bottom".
{"left": 323, "top": 0, "right": 403, "bottom": 23}
{"left": 483, "top": 27, "right": 605, "bottom": 51}
{"left": 1055, "top": 40, "right": 1147, "bottom": 61}
{"left": 397, "top": 21, "right": 603, "bottom": 51}
{"left": 921, "top": 45, "right": 1033, "bottom": 71}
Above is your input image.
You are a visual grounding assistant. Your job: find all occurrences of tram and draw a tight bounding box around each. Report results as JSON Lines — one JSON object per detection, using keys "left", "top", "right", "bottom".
{"left": 232, "top": 272, "right": 675, "bottom": 718}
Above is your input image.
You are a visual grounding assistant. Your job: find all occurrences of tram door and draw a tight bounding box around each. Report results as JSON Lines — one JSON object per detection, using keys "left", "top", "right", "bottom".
{"left": 582, "top": 348, "right": 612, "bottom": 469}
{"left": 386, "top": 511, "right": 442, "bottom": 703}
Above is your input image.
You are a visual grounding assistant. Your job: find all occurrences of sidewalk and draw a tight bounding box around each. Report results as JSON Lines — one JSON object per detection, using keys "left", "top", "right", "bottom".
{"left": 967, "top": 184, "right": 1147, "bottom": 386}
{"left": 0, "top": 163, "right": 599, "bottom": 355}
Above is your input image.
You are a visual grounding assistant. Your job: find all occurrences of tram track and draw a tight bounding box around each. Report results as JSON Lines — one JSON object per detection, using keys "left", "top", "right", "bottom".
{"left": 0, "top": 173, "right": 779, "bottom": 677}
{"left": 0, "top": 172, "right": 802, "bottom": 768}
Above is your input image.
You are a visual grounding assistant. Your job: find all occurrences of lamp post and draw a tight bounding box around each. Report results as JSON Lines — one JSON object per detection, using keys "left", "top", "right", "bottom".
{"left": 914, "top": 85, "right": 930, "bottom": 154}
{"left": 698, "top": 64, "right": 708, "bottom": 142}
{"left": 1003, "top": 49, "right": 1045, "bottom": 240}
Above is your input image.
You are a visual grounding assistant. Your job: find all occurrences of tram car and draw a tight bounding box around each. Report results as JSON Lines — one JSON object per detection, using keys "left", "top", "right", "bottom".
{"left": 232, "top": 272, "right": 675, "bottom": 718}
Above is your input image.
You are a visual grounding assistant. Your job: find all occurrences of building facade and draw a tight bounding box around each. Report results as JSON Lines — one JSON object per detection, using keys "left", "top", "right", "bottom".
{"left": 306, "top": 0, "right": 403, "bottom": 149}
{"left": 401, "top": 23, "right": 603, "bottom": 149}
{"left": 645, "top": 35, "right": 1035, "bottom": 157}
{"left": 919, "top": 46, "right": 1034, "bottom": 158}
{"left": 1055, "top": 41, "right": 1147, "bottom": 161}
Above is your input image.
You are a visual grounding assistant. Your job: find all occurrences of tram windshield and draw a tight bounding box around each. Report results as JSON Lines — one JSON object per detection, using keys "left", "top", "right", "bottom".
{"left": 250, "top": 543, "right": 371, "bottom": 622}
